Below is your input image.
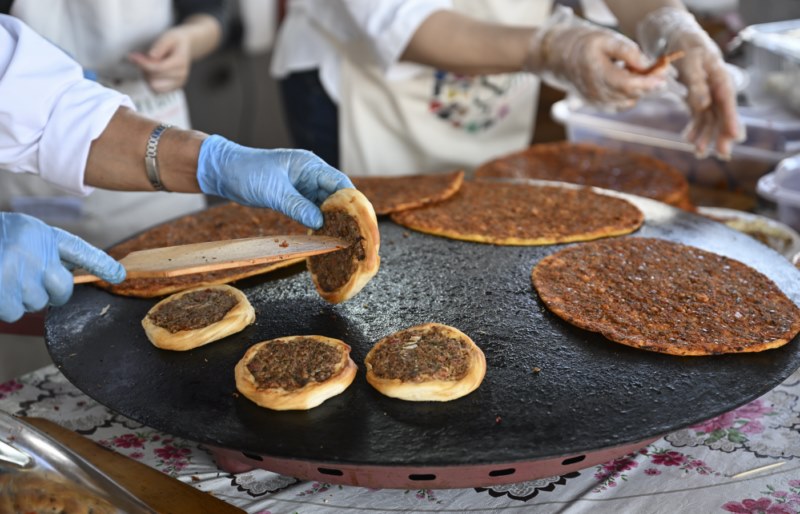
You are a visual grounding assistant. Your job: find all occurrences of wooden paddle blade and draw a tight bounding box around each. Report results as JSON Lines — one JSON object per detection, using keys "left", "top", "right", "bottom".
{"left": 73, "top": 235, "right": 347, "bottom": 284}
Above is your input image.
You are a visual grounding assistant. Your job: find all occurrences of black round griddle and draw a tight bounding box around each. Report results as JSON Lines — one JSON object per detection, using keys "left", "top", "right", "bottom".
{"left": 46, "top": 190, "right": 800, "bottom": 487}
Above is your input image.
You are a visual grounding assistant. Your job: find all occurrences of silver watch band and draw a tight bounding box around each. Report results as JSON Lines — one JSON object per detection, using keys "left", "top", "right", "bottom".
{"left": 144, "top": 123, "right": 172, "bottom": 192}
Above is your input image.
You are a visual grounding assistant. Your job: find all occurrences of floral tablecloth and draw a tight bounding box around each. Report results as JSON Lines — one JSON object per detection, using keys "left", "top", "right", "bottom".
{"left": 1, "top": 364, "right": 800, "bottom": 514}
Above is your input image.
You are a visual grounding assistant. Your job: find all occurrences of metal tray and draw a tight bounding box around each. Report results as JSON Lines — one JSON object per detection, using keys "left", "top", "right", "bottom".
{"left": 0, "top": 411, "right": 152, "bottom": 513}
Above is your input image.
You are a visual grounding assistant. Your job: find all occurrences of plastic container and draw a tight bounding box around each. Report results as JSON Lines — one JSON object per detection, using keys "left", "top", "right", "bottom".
{"left": 739, "top": 19, "right": 800, "bottom": 114}
{"left": 757, "top": 154, "right": 800, "bottom": 232}
{"left": 551, "top": 95, "right": 800, "bottom": 195}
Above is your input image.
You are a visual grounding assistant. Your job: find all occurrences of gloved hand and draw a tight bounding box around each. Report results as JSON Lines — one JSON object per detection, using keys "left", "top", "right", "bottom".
{"left": 196, "top": 135, "right": 354, "bottom": 229}
{"left": 637, "top": 7, "right": 743, "bottom": 159}
{"left": 0, "top": 213, "right": 125, "bottom": 323}
{"left": 524, "top": 6, "right": 666, "bottom": 110}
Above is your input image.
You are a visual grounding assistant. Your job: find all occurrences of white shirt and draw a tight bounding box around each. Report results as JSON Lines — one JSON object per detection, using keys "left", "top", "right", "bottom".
{"left": 270, "top": 1, "right": 551, "bottom": 176}
{"left": 271, "top": 0, "right": 451, "bottom": 103}
{"left": 0, "top": 15, "right": 132, "bottom": 196}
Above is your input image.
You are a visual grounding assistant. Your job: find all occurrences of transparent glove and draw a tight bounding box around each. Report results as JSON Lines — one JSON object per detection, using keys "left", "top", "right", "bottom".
{"left": 637, "top": 7, "right": 744, "bottom": 159}
{"left": 196, "top": 135, "right": 354, "bottom": 229}
{"left": 524, "top": 6, "right": 666, "bottom": 110}
{"left": 0, "top": 213, "right": 125, "bottom": 323}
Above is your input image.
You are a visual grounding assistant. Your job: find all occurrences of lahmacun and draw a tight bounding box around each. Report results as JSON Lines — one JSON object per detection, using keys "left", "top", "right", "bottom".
{"left": 235, "top": 335, "right": 357, "bottom": 410}
{"left": 532, "top": 237, "right": 800, "bottom": 356}
{"left": 390, "top": 181, "right": 643, "bottom": 245}
{"left": 307, "top": 188, "right": 380, "bottom": 304}
{"left": 474, "top": 142, "right": 692, "bottom": 210}
{"left": 351, "top": 170, "right": 464, "bottom": 215}
{"left": 142, "top": 284, "right": 255, "bottom": 351}
{"left": 365, "top": 323, "right": 486, "bottom": 402}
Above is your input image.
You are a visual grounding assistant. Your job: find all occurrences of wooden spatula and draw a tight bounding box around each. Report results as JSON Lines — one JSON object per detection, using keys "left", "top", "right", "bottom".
{"left": 73, "top": 235, "right": 347, "bottom": 284}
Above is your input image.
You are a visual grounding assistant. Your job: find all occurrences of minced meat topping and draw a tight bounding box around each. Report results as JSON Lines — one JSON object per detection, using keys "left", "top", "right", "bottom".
{"left": 149, "top": 288, "right": 238, "bottom": 333}
{"left": 246, "top": 338, "right": 341, "bottom": 390}
{"left": 532, "top": 237, "right": 800, "bottom": 355}
{"left": 368, "top": 326, "right": 471, "bottom": 382}
{"left": 390, "top": 181, "right": 643, "bottom": 244}
{"left": 308, "top": 210, "right": 366, "bottom": 291}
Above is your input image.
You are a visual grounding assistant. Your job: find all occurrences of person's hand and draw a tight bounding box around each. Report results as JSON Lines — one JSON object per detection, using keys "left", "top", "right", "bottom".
{"left": 524, "top": 6, "right": 666, "bottom": 110}
{"left": 0, "top": 213, "right": 125, "bottom": 323}
{"left": 196, "top": 135, "right": 355, "bottom": 229}
{"left": 128, "top": 27, "right": 193, "bottom": 93}
{"left": 637, "top": 7, "right": 743, "bottom": 159}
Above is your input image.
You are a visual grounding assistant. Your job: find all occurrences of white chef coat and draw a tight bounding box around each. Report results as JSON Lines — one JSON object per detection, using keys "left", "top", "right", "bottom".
{"left": 1, "top": 3, "right": 207, "bottom": 248}
{"left": 271, "top": 0, "right": 552, "bottom": 176}
{"left": 0, "top": 14, "right": 131, "bottom": 195}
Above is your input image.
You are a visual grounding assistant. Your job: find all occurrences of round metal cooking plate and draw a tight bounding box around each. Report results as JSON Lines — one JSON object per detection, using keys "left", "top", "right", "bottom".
{"left": 46, "top": 192, "right": 800, "bottom": 476}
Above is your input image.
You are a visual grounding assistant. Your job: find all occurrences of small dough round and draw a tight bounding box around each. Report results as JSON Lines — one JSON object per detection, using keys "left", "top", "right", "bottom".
{"left": 142, "top": 284, "right": 255, "bottom": 351}
{"left": 365, "top": 323, "right": 486, "bottom": 402}
{"left": 307, "top": 188, "right": 380, "bottom": 304}
{"left": 235, "top": 335, "right": 357, "bottom": 410}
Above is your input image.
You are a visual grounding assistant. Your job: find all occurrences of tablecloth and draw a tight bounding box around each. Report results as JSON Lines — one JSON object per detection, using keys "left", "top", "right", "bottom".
{"left": 1, "top": 364, "right": 799, "bottom": 514}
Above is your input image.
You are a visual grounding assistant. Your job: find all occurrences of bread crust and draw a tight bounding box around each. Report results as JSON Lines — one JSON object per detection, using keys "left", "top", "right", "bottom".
{"left": 365, "top": 323, "right": 486, "bottom": 402}
{"left": 142, "top": 284, "right": 255, "bottom": 351}
{"left": 308, "top": 188, "right": 380, "bottom": 303}
{"left": 235, "top": 335, "right": 357, "bottom": 410}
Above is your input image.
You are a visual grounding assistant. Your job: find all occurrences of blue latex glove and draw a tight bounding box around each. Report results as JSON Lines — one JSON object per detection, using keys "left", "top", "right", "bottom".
{"left": 196, "top": 135, "right": 354, "bottom": 229}
{"left": 0, "top": 213, "right": 125, "bottom": 323}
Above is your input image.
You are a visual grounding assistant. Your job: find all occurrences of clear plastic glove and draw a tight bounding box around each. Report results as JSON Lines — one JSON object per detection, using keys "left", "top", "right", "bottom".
{"left": 196, "top": 135, "right": 354, "bottom": 229}
{"left": 128, "top": 27, "right": 193, "bottom": 93}
{"left": 637, "top": 7, "right": 743, "bottom": 159}
{"left": 524, "top": 6, "right": 666, "bottom": 110}
{"left": 0, "top": 213, "right": 125, "bottom": 323}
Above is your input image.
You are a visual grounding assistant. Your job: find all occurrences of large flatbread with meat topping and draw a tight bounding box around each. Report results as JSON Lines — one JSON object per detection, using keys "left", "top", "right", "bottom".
{"left": 351, "top": 170, "right": 464, "bottom": 215}
{"left": 142, "top": 284, "right": 255, "bottom": 351}
{"left": 365, "top": 323, "right": 486, "bottom": 402}
{"left": 532, "top": 237, "right": 800, "bottom": 356}
{"left": 307, "top": 188, "right": 380, "bottom": 304}
{"left": 97, "top": 202, "right": 307, "bottom": 298}
{"left": 390, "top": 181, "right": 644, "bottom": 245}
{"left": 235, "top": 335, "right": 357, "bottom": 410}
{"left": 474, "top": 142, "right": 693, "bottom": 210}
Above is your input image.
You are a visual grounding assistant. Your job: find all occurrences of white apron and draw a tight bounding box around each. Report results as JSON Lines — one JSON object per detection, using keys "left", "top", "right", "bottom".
{"left": 338, "top": 0, "right": 553, "bottom": 176}
{"left": 2, "top": 0, "right": 205, "bottom": 248}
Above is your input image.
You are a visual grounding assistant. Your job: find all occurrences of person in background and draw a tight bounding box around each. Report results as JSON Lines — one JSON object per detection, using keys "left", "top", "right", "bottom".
{"left": 0, "top": 14, "right": 353, "bottom": 323}
{"left": 270, "top": 0, "right": 740, "bottom": 177}
{"left": 0, "top": 0, "right": 227, "bottom": 249}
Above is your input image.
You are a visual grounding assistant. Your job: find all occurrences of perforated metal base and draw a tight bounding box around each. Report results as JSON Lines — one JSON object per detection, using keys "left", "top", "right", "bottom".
{"left": 209, "top": 436, "right": 660, "bottom": 489}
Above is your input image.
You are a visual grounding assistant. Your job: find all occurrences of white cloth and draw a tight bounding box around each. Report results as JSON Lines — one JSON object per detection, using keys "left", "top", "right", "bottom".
{"left": 0, "top": 14, "right": 132, "bottom": 195}
{"left": 239, "top": 0, "right": 279, "bottom": 54}
{"left": 1, "top": 3, "right": 205, "bottom": 248}
{"left": 271, "top": 0, "right": 552, "bottom": 176}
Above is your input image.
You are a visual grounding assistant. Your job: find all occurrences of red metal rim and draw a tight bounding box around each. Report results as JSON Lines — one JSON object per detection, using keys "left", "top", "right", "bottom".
{"left": 209, "top": 436, "right": 661, "bottom": 489}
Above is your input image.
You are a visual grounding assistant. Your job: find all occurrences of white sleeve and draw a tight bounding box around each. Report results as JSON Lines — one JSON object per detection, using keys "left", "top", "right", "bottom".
{"left": 0, "top": 15, "right": 134, "bottom": 196}
{"left": 339, "top": 0, "right": 453, "bottom": 71}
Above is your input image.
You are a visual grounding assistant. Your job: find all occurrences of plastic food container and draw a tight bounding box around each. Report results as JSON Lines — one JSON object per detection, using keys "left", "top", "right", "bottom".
{"left": 551, "top": 95, "right": 800, "bottom": 196}
{"left": 757, "top": 154, "right": 800, "bottom": 232}
{"left": 739, "top": 19, "right": 800, "bottom": 114}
